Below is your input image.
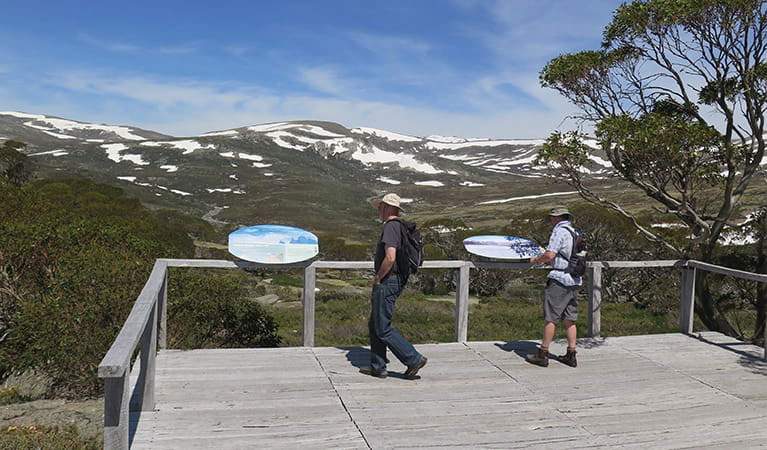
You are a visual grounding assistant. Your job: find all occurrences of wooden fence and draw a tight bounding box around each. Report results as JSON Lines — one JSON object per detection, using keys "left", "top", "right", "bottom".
{"left": 98, "top": 258, "right": 767, "bottom": 449}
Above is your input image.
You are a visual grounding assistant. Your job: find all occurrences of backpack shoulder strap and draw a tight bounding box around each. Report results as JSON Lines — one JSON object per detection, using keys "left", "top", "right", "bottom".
{"left": 555, "top": 225, "right": 578, "bottom": 261}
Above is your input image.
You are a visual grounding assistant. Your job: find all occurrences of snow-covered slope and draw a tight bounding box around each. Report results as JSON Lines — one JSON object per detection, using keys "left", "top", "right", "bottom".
{"left": 1, "top": 111, "right": 620, "bottom": 225}
{"left": 0, "top": 111, "right": 168, "bottom": 142}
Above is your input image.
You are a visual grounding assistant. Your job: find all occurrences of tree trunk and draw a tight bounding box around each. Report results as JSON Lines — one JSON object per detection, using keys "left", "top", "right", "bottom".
{"left": 694, "top": 270, "right": 739, "bottom": 337}
{"left": 754, "top": 215, "right": 766, "bottom": 345}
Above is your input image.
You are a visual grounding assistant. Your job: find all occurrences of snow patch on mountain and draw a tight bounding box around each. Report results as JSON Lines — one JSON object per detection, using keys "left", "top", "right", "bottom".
{"left": 460, "top": 181, "right": 485, "bottom": 187}
{"left": 425, "top": 138, "right": 544, "bottom": 150}
{"left": 352, "top": 127, "right": 422, "bottom": 142}
{"left": 101, "top": 143, "right": 149, "bottom": 165}
{"left": 160, "top": 165, "right": 178, "bottom": 173}
{"left": 0, "top": 111, "right": 146, "bottom": 140}
{"left": 415, "top": 180, "right": 445, "bottom": 187}
{"left": 351, "top": 146, "right": 442, "bottom": 174}
{"left": 478, "top": 191, "right": 579, "bottom": 205}
{"left": 207, "top": 188, "right": 245, "bottom": 194}
{"left": 248, "top": 122, "right": 301, "bottom": 133}
{"left": 588, "top": 155, "right": 612, "bottom": 167}
{"left": 299, "top": 125, "right": 344, "bottom": 138}
{"left": 267, "top": 132, "right": 305, "bottom": 151}
{"left": 201, "top": 129, "right": 239, "bottom": 137}
{"left": 238, "top": 153, "right": 263, "bottom": 161}
{"left": 140, "top": 139, "right": 215, "bottom": 155}
{"left": 377, "top": 176, "right": 401, "bottom": 185}
{"left": 29, "top": 149, "right": 69, "bottom": 157}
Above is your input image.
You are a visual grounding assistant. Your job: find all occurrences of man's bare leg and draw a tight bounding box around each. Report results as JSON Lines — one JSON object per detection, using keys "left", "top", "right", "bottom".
{"left": 541, "top": 321, "right": 556, "bottom": 350}
{"left": 563, "top": 320, "right": 576, "bottom": 350}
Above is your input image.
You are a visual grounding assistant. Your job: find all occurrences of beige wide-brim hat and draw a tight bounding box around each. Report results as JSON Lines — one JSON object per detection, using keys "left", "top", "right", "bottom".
{"left": 548, "top": 206, "right": 572, "bottom": 217}
{"left": 371, "top": 193, "right": 405, "bottom": 213}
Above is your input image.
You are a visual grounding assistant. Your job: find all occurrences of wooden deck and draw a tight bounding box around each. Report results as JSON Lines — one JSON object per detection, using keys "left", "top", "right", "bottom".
{"left": 128, "top": 332, "right": 767, "bottom": 449}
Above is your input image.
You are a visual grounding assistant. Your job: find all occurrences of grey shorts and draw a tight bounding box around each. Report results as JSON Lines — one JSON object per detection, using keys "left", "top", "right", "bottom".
{"left": 544, "top": 279, "right": 578, "bottom": 322}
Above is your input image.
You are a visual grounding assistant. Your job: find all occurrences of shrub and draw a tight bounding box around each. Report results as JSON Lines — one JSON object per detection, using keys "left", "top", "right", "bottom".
{"left": 167, "top": 268, "right": 281, "bottom": 349}
{"left": 0, "top": 425, "right": 99, "bottom": 450}
{"left": 0, "top": 178, "right": 280, "bottom": 398}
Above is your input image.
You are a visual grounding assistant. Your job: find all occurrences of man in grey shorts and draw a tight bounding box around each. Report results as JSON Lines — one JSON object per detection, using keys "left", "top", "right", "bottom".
{"left": 526, "top": 207, "right": 582, "bottom": 367}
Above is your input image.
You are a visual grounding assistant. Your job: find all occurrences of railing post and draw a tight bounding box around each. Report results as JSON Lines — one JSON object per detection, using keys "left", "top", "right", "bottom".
{"left": 103, "top": 371, "right": 130, "bottom": 450}
{"left": 157, "top": 267, "right": 168, "bottom": 350}
{"left": 587, "top": 265, "right": 602, "bottom": 337}
{"left": 454, "top": 263, "right": 470, "bottom": 343}
{"left": 679, "top": 267, "right": 696, "bottom": 334}
{"left": 131, "top": 301, "right": 157, "bottom": 412}
{"left": 302, "top": 264, "right": 316, "bottom": 347}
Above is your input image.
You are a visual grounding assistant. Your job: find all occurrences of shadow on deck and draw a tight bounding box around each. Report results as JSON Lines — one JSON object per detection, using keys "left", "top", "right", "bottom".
{"left": 127, "top": 332, "right": 767, "bottom": 449}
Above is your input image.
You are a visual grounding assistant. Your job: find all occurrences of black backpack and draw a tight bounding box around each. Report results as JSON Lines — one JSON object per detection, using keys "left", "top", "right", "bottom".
{"left": 387, "top": 218, "right": 424, "bottom": 283}
{"left": 556, "top": 226, "right": 587, "bottom": 277}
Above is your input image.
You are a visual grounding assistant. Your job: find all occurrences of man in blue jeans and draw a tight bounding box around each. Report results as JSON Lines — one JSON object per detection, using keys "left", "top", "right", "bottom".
{"left": 360, "top": 193, "right": 427, "bottom": 379}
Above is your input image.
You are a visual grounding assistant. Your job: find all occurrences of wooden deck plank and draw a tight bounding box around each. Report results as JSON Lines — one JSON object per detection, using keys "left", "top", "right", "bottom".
{"left": 132, "top": 333, "right": 767, "bottom": 449}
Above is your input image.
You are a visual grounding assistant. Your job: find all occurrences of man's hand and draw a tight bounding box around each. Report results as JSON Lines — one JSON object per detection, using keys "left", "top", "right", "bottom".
{"left": 530, "top": 250, "right": 556, "bottom": 266}
{"left": 370, "top": 275, "right": 380, "bottom": 287}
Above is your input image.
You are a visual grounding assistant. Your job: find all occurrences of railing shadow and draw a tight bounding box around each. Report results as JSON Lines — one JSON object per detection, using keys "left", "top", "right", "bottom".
{"left": 693, "top": 335, "right": 767, "bottom": 377}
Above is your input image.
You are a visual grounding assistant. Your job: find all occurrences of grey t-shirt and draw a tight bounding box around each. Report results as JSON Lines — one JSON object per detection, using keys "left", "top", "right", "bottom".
{"left": 374, "top": 220, "right": 402, "bottom": 274}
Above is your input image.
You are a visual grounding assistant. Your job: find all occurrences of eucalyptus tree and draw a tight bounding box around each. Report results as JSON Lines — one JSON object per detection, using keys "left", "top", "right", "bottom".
{"left": 537, "top": 0, "right": 767, "bottom": 335}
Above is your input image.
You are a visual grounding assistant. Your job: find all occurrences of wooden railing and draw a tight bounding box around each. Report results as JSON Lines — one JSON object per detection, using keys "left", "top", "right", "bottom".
{"left": 98, "top": 258, "right": 767, "bottom": 449}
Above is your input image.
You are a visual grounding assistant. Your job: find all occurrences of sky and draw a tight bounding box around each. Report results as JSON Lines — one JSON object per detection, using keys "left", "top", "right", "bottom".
{"left": 0, "top": 0, "right": 622, "bottom": 138}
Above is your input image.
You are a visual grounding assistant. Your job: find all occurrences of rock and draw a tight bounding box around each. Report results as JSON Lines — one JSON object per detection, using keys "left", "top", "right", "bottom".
{"left": 2, "top": 370, "right": 54, "bottom": 400}
{"left": 339, "top": 286, "right": 367, "bottom": 296}
{"left": 254, "top": 294, "right": 280, "bottom": 306}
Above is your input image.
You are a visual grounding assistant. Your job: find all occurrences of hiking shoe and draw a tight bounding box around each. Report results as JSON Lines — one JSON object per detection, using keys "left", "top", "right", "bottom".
{"left": 525, "top": 348, "right": 549, "bottom": 367}
{"left": 559, "top": 349, "right": 577, "bottom": 368}
{"left": 404, "top": 356, "right": 428, "bottom": 379}
{"left": 359, "top": 367, "right": 388, "bottom": 378}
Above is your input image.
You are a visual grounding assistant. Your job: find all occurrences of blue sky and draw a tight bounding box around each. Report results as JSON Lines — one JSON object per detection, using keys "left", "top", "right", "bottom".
{"left": 0, "top": 1, "right": 621, "bottom": 138}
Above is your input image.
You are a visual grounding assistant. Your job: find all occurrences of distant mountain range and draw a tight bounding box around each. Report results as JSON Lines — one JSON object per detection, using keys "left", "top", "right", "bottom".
{"left": 0, "top": 110, "right": 617, "bottom": 237}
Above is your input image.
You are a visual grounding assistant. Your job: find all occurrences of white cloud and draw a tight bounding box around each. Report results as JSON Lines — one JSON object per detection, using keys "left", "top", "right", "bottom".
{"left": 43, "top": 70, "right": 578, "bottom": 138}
{"left": 299, "top": 67, "right": 347, "bottom": 96}
{"left": 348, "top": 32, "right": 431, "bottom": 54}
{"left": 77, "top": 32, "right": 140, "bottom": 53}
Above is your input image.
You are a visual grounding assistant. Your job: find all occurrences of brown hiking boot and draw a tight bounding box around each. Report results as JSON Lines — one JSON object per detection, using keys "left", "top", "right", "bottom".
{"left": 404, "top": 356, "right": 428, "bottom": 380}
{"left": 525, "top": 348, "right": 549, "bottom": 367}
{"left": 559, "top": 349, "right": 577, "bottom": 367}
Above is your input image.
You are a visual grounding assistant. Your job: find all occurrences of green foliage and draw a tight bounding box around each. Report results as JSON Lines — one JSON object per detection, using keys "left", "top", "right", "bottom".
{"left": 0, "top": 177, "right": 280, "bottom": 398}
{"left": 0, "top": 387, "right": 25, "bottom": 406}
{"left": 167, "top": 269, "right": 281, "bottom": 349}
{"left": 537, "top": 131, "right": 591, "bottom": 174}
{"left": 265, "top": 290, "right": 678, "bottom": 347}
{"left": 0, "top": 141, "right": 32, "bottom": 187}
{"left": 540, "top": 47, "right": 640, "bottom": 100}
{"left": 597, "top": 113, "right": 725, "bottom": 190}
{"left": 271, "top": 273, "right": 304, "bottom": 288}
{"left": 604, "top": 0, "right": 762, "bottom": 46}
{"left": 0, "top": 424, "right": 99, "bottom": 450}
{"left": 318, "top": 233, "right": 370, "bottom": 260}
{"left": 153, "top": 208, "right": 218, "bottom": 242}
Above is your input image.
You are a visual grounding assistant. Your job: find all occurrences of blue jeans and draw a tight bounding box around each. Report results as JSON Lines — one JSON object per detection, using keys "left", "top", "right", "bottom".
{"left": 368, "top": 275, "right": 422, "bottom": 372}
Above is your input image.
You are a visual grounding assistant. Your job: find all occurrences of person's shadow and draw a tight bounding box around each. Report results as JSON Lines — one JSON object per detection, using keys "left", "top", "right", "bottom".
{"left": 494, "top": 340, "right": 540, "bottom": 360}
{"left": 340, "top": 346, "right": 419, "bottom": 380}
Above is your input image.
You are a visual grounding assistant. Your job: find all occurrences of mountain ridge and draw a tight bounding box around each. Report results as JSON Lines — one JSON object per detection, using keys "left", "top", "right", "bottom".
{"left": 0, "top": 110, "right": 617, "bottom": 238}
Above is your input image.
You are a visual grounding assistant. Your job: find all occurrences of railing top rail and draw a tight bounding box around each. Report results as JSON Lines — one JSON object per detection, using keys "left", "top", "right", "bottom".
{"left": 589, "top": 260, "right": 683, "bottom": 268}
{"left": 101, "top": 257, "right": 765, "bottom": 379}
{"left": 687, "top": 260, "right": 767, "bottom": 284}
{"left": 98, "top": 260, "right": 167, "bottom": 378}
